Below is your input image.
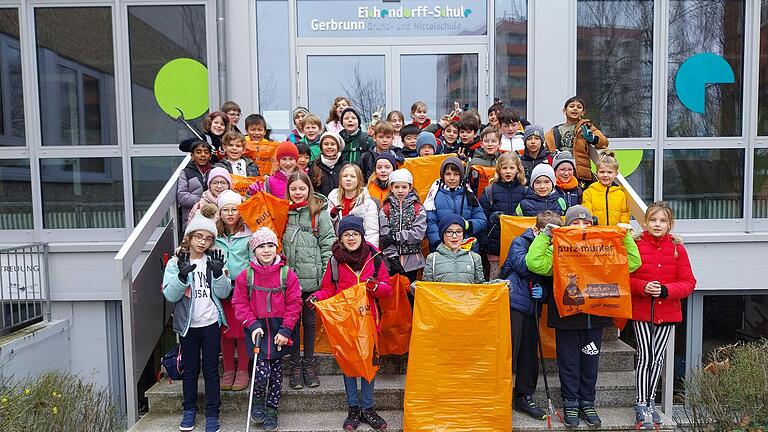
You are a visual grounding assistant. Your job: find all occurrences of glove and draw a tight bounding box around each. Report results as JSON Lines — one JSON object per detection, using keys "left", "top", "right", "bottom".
{"left": 490, "top": 211, "right": 502, "bottom": 225}
{"left": 365, "top": 278, "right": 379, "bottom": 293}
{"left": 208, "top": 249, "right": 225, "bottom": 278}
{"left": 305, "top": 295, "right": 318, "bottom": 310}
{"left": 463, "top": 219, "right": 472, "bottom": 232}
{"left": 379, "top": 234, "right": 396, "bottom": 251}
{"left": 176, "top": 252, "right": 197, "bottom": 284}
{"left": 247, "top": 181, "right": 264, "bottom": 196}
{"left": 251, "top": 327, "right": 264, "bottom": 345}
{"left": 617, "top": 223, "right": 634, "bottom": 235}
{"left": 541, "top": 223, "right": 560, "bottom": 237}
{"left": 387, "top": 257, "right": 404, "bottom": 275}
{"left": 581, "top": 124, "right": 597, "bottom": 143}
{"left": 329, "top": 205, "right": 343, "bottom": 219}
{"left": 531, "top": 284, "right": 543, "bottom": 300}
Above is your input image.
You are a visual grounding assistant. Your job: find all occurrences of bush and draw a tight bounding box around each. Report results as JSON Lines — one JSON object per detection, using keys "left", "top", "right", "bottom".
{"left": 0, "top": 370, "right": 122, "bottom": 432}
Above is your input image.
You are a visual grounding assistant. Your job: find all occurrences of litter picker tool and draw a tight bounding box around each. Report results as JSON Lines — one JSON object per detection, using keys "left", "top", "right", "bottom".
{"left": 173, "top": 108, "right": 205, "bottom": 141}
{"left": 245, "top": 332, "right": 262, "bottom": 432}
{"left": 533, "top": 299, "right": 560, "bottom": 429}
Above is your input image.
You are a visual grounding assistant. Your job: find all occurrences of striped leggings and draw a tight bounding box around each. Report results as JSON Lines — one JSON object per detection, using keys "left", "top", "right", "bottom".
{"left": 633, "top": 320, "right": 672, "bottom": 404}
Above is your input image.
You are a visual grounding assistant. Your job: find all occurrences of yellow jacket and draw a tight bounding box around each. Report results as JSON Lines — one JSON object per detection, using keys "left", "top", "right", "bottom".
{"left": 582, "top": 182, "right": 630, "bottom": 226}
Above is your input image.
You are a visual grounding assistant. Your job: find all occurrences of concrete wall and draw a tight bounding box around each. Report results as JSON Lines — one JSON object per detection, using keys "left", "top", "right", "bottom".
{"left": 0, "top": 320, "right": 70, "bottom": 381}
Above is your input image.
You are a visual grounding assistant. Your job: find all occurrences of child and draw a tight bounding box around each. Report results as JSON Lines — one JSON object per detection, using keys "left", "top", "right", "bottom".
{"left": 498, "top": 108, "right": 525, "bottom": 154}
{"left": 553, "top": 151, "right": 582, "bottom": 208}
{"left": 423, "top": 214, "right": 485, "bottom": 283}
{"left": 486, "top": 101, "right": 503, "bottom": 128}
{"left": 288, "top": 107, "right": 309, "bottom": 144}
{"left": 480, "top": 152, "right": 527, "bottom": 279}
{"left": 283, "top": 171, "right": 336, "bottom": 390}
{"left": 300, "top": 114, "right": 323, "bottom": 160}
{"left": 630, "top": 202, "right": 696, "bottom": 429}
{"left": 215, "top": 131, "right": 260, "bottom": 177}
{"left": 544, "top": 96, "right": 608, "bottom": 184}
{"left": 309, "top": 131, "right": 346, "bottom": 197}
{"left": 410, "top": 101, "right": 431, "bottom": 129}
{"left": 307, "top": 216, "right": 392, "bottom": 431}
{"left": 439, "top": 121, "right": 461, "bottom": 155}
{"left": 457, "top": 114, "right": 481, "bottom": 158}
{"left": 249, "top": 141, "right": 299, "bottom": 200}
{"left": 359, "top": 121, "right": 402, "bottom": 180}
{"left": 520, "top": 125, "right": 553, "bottom": 182}
{"left": 221, "top": 101, "right": 242, "bottom": 134}
{"left": 499, "top": 210, "right": 562, "bottom": 421}
{"left": 425, "top": 157, "right": 487, "bottom": 251}
{"left": 399, "top": 124, "right": 420, "bottom": 158}
{"left": 582, "top": 152, "right": 630, "bottom": 226}
{"left": 367, "top": 153, "right": 398, "bottom": 205}
{"left": 296, "top": 143, "right": 311, "bottom": 173}
{"left": 415, "top": 132, "right": 438, "bottom": 157}
{"left": 214, "top": 190, "right": 252, "bottom": 392}
{"left": 232, "top": 227, "right": 302, "bottom": 431}
{"left": 516, "top": 164, "right": 567, "bottom": 217}
{"left": 178, "top": 141, "right": 214, "bottom": 229}
{"left": 386, "top": 110, "right": 405, "bottom": 149}
{"left": 162, "top": 205, "right": 231, "bottom": 432}
{"left": 327, "top": 163, "right": 380, "bottom": 248}
{"left": 188, "top": 167, "right": 232, "bottom": 224}
{"left": 469, "top": 126, "right": 501, "bottom": 167}
{"left": 243, "top": 114, "right": 279, "bottom": 175}
{"left": 179, "top": 111, "right": 231, "bottom": 159}
{"left": 379, "top": 169, "right": 426, "bottom": 282}
{"left": 339, "top": 107, "right": 373, "bottom": 165}
{"left": 326, "top": 97, "right": 351, "bottom": 134}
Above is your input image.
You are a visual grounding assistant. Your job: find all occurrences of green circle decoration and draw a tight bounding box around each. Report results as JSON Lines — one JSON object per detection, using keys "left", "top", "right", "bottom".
{"left": 589, "top": 149, "right": 644, "bottom": 177}
{"left": 154, "top": 58, "right": 209, "bottom": 118}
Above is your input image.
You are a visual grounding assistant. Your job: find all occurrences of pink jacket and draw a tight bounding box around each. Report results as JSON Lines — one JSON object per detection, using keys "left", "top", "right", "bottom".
{"left": 266, "top": 169, "right": 290, "bottom": 199}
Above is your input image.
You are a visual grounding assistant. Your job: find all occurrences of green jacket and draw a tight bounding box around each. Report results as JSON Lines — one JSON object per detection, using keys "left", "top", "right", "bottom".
{"left": 423, "top": 243, "right": 485, "bottom": 284}
{"left": 282, "top": 194, "right": 336, "bottom": 292}
{"left": 215, "top": 226, "right": 252, "bottom": 281}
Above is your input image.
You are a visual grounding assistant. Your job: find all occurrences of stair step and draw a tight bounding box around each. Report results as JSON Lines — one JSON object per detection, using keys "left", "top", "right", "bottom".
{"left": 513, "top": 406, "right": 676, "bottom": 431}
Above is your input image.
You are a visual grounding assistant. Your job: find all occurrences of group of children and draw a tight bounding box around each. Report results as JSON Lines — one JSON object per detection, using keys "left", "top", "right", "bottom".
{"left": 165, "top": 96, "right": 696, "bottom": 431}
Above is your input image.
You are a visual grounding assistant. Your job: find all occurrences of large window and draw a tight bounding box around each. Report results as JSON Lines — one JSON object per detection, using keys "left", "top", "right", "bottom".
{"left": 0, "top": 159, "right": 31, "bottom": 230}
{"left": 702, "top": 295, "right": 768, "bottom": 362}
{"left": 624, "top": 149, "right": 655, "bottom": 205}
{"left": 577, "top": 0, "right": 653, "bottom": 138}
{"left": 131, "top": 156, "right": 183, "bottom": 224}
{"left": 257, "top": 0, "right": 291, "bottom": 135}
{"left": 758, "top": 0, "right": 768, "bottom": 136}
{"left": 400, "top": 54, "right": 478, "bottom": 121}
{"left": 494, "top": 0, "right": 527, "bottom": 114}
{"left": 755, "top": 148, "right": 768, "bottom": 218}
{"left": 0, "top": 8, "right": 24, "bottom": 147}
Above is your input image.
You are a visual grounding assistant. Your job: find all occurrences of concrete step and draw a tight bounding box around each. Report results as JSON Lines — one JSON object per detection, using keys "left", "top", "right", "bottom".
{"left": 514, "top": 406, "right": 676, "bottom": 431}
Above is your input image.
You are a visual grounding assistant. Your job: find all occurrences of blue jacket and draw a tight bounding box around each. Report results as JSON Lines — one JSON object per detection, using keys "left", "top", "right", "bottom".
{"left": 426, "top": 186, "right": 487, "bottom": 251}
{"left": 499, "top": 229, "right": 549, "bottom": 316}
{"left": 479, "top": 180, "right": 527, "bottom": 255}
{"left": 516, "top": 189, "right": 567, "bottom": 217}
{"left": 556, "top": 184, "right": 583, "bottom": 208}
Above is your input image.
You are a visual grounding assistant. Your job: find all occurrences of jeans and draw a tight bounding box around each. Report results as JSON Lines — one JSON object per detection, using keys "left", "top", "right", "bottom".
{"left": 180, "top": 322, "right": 221, "bottom": 418}
{"left": 343, "top": 375, "right": 375, "bottom": 409}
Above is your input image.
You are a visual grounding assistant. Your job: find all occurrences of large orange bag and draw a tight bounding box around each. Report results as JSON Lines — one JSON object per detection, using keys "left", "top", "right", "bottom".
{"left": 469, "top": 165, "right": 496, "bottom": 198}
{"left": 403, "top": 153, "right": 451, "bottom": 202}
{"left": 314, "top": 283, "right": 380, "bottom": 382}
{"left": 404, "top": 281, "right": 512, "bottom": 432}
{"left": 378, "top": 274, "right": 412, "bottom": 356}
{"left": 238, "top": 191, "right": 289, "bottom": 250}
{"left": 229, "top": 174, "right": 261, "bottom": 197}
{"left": 552, "top": 226, "right": 633, "bottom": 319}
{"left": 243, "top": 138, "right": 279, "bottom": 176}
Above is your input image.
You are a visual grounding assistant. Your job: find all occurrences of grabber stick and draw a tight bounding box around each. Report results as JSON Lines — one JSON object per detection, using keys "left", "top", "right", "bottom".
{"left": 245, "top": 333, "right": 262, "bottom": 432}
{"left": 533, "top": 299, "right": 559, "bottom": 429}
{"left": 174, "top": 108, "right": 205, "bottom": 140}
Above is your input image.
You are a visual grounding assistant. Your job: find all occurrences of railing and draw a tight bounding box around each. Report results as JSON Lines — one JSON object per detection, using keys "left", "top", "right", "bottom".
{"left": 0, "top": 243, "right": 50, "bottom": 337}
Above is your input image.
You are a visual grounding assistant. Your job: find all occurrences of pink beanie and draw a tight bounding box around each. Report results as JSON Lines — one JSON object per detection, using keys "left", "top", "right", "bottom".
{"left": 249, "top": 227, "right": 278, "bottom": 251}
{"left": 207, "top": 167, "right": 232, "bottom": 189}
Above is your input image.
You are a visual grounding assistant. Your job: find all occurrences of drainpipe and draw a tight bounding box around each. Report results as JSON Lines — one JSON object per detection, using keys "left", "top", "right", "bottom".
{"left": 216, "top": 0, "right": 227, "bottom": 102}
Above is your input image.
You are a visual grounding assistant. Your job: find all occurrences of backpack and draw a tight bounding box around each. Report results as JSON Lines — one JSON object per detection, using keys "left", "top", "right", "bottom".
{"left": 381, "top": 200, "right": 422, "bottom": 219}
{"left": 161, "top": 343, "right": 183, "bottom": 382}
{"left": 247, "top": 265, "right": 289, "bottom": 313}
{"left": 329, "top": 253, "right": 384, "bottom": 289}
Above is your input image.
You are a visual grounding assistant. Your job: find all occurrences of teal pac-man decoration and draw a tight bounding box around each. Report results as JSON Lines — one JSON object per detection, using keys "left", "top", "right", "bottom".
{"left": 674, "top": 53, "right": 734, "bottom": 114}
{"left": 154, "top": 58, "right": 209, "bottom": 118}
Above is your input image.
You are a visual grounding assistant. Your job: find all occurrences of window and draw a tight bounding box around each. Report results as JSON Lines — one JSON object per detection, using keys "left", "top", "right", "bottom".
{"left": 494, "top": 0, "right": 527, "bottom": 114}
{"left": 754, "top": 148, "right": 768, "bottom": 218}
{"left": 702, "top": 295, "right": 768, "bottom": 362}
{"left": 577, "top": 0, "right": 653, "bottom": 137}
{"left": 35, "top": 8, "right": 117, "bottom": 146}
{"left": 0, "top": 159, "right": 32, "bottom": 229}
{"left": 257, "top": 0, "right": 291, "bottom": 135}
{"left": 623, "top": 149, "right": 655, "bottom": 205}
{"left": 0, "top": 8, "right": 24, "bottom": 146}
{"left": 40, "top": 158, "right": 123, "bottom": 229}
{"left": 758, "top": 0, "right": 768, "bottom": 135}
{"left": 400, "top": 54, "right": 478, "bottom": 121}
{"left": 128, "top": 5, "right": 207, "bottom": 145}
{"left": 131, "top": 156, "right": 184, "bottom": 224}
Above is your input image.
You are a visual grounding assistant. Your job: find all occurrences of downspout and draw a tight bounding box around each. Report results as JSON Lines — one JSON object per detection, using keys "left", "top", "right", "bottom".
{"left": 216, "top": 0, "right": 227, "bottom": 102}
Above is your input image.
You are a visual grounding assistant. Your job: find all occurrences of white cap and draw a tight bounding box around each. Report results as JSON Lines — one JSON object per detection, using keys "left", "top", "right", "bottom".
{"left": 217, "top": 189, "right": 243, "bottom": 208}
{"left": 389, "top": 168, "right": 414, "bottom": 185}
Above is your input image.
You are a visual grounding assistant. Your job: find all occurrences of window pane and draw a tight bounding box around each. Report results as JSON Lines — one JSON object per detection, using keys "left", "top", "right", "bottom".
{"left": 758, "top": 0, "right": 768, "bottom": 135}
{"left": 131, "top": 156, "right": 183, "bottom": 225}
{"left": 41, "top": 158, "right": 124, "bottom": 229}
{"left": 257, "top": 0, "right": 291, "bottom": 135}
{"left": 129, "top": 6, "right": 207, "bottom": 145}
{"left": 35, "top": 8, "right": 117, "bottom": 146}
{"left": 0, "top": 9, "right": 25, "bottom": 146}
{"left": 702, "top": 295, "right": 768, "bottom": 363}
{"left": 494, "top": 0, "right": 527, "bottom": 115}
{"left": 667, "top": 0, "right": 744, "bottom": 137}
{"left": 623, "top": 149, "right": 654, "bottom": 204}
{"left": 400, "top": 54, "right": 478, "bottom": 121}
{"left": 0, "top": 159, "right": 32, "bottom": 229}
{"left": 754, "top": 148, "right": 768, "bottom": 218}
{"left": 662, "top": 149, "right": 744, "bottom": 219}
{"left": 577, "top": 0, "right": 653, "bottom": 138}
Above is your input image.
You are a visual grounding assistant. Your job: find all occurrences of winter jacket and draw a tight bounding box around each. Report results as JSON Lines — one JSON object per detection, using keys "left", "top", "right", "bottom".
{"left": 326, "top": 121, "right": 343, "bottom": 135}
{"left": 520, "top": 146, "right": 553, "bottom": 183}
{"left": 582, "top": 182, "right": 630, "bottom": 226}
{"left": 544, "top": 119, "right": 608, "bottom": 182}
{"left": 499, "top": 229, "right": 549, "bottom": 316}
{"left": 327, "top": 188, "right": 380, "bottom": 248}
{"left": 300, "top": 135, "right": 322, "bottom": 161}
{"left": 425, "top": 186, "right": 487, "bottom": 251}
{"left": 439, "top": 139, "right": 461, "bottom": 155}
{"left": 265, "top": 169, "right": 292, "bottom": 200}
{"left": 379, "top": 191, "right": 427, "bottom": 273}
{"left": 232, "top": 258, "right": 302, "bottom": 360}
{"left": 176, "top": 161, "right": 210, "bottom": 228}
{"left": 480, "top": 180, "right": 527, "bottom": 255}
{"left": 180, "top": 132, "right": 223, "bottom": 156}
{"left": 359, "top": 148, "right": 403, "bottom": 180}
{"left": 339, "top": 129, "right": 373, "bottom": 165}
{"left": 630, "top": 232, "right": 696, "bottom": 324}
{"left": 162, "top": 254, "right": 232, "bottom": 337}
{"left": 214, "top": 157, "right": 261, "bottom": 177}
{"left": 468, "top": 147, "right": 499, "bottom": 168}
{"left": 287, "top": 129, "right": 303, "bottom": 145}
{"left": 556, "top": 184, "right": 583, "bottom": 208}
{"left": 423, "top": 243, "right": 485, "bottom": 284}
{"left": 516, "top": 189, "right": 567, "bottom": 217}
{"left": 215, "top": 226, "right": 253, "bottom": 339}
{"left": 310, "top": 157, "right": 345, "bottom": 197}
{"left": 367, "top": 179, "right": 389, "bottom": 206}
{"left": 525, "top": 229, "right": 641, "bottom": 330}
{"left": 283, "top": 195, "right": 336, "bottom": 293}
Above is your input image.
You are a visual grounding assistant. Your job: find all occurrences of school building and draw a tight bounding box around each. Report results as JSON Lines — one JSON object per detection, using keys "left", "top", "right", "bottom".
{"left": 0, "top": 0, "right": 765, "bottom": 427}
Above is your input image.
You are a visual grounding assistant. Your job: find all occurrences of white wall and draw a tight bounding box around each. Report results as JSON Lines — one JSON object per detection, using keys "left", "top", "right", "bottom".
{"left": 51, "top": 301, "right": 112, "bottom": 390}
{"left": 0, "top": 320, "right": 70, "bottom": 381}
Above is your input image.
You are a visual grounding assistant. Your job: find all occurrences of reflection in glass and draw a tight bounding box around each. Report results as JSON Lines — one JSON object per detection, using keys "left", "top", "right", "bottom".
{"left": 129, "top": 6, "right": 207, "bottom": 145}
{"left": 400, "top": 54, "right": 478, "bottom": 121}
{"left": 257, "top": 0, "right": 291, "bottom": 133}
{"left": 702, "top": 295, "right": 768, "bottom": 363}
{"left": 40, "top": 158, "right": 124, "bottom": 229}
{"left": 132, "top": 156, "right": 184, "bottom": 224}
{"left": 0, "top": 159, "right": 32, "bottom": 229}
{"left": 577, "top": 0, "right": 653, "bottom": 138}
{"left": 494, "top": 0, "right": 527, "bottom": 115}
{"left": 36, "top": 8, "right": 116, "bottom": 146}
{"left": 662, "top": 149, "right": 744, "bottom": 219}
{"left": 758, "top": 0, "right": 768, "bottom": 135}
{"left": 623, "top": 149, "right": 654, "bottom": 205}
{"left": 0, "top": 8, "right": 25, "bottom": 146}
{"left": 667, "top": 0, "right": 744, "bottom": 137}
{"left": 754, "top": 148, "right": 768, "bottom": 218}
{"left": 307, "top": 55, "right": 385, "bottom": 125}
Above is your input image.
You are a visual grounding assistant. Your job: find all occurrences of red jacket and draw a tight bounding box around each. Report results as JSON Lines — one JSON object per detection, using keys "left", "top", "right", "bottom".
{"left": 630, "top": 232, "right": 696, "bottom": 324}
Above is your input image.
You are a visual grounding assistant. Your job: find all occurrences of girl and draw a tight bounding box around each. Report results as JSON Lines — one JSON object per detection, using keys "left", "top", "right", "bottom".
{"left": 479, "top": 152, "right": 527, "bottom": 279}
{"left": 516, "top": 164, "right": 567, "bottom": 217}
{"left": 232, "top": 227, "right": 302, "bottom": 431}
{"left": 630, "top": 202, "right": 696, "bottom": 429}
{"left": 553, "top": 151, "right": 582, "bottom": 208}
{"left": 327, "top": 163, "right": 380, "bottom": 248}
{"left": 179, "top": 111, "right": 231, "bottom": 159}
{"left": 366, "top": 152, "right": 397, "bottom": 205}
{"left": 178, "top": 141, "right": 214, "bottom": 230}
{"left": 424, "top": 157, "right": 487, "bottom": 252}
{"left": 247, "top": 142, "right": 300, "bottom": 200}
{"left": 296, "top": 142, "right": 312, "bottom": 173}
{"left": 386, "top": 110, "right": 405, "bottom": 149}
{"left": 282, "top": 171, "right": 336, "bottom": 390}
{"left": 162, "top": 205, "right": 231, "bottom": 432}
{"left": 583, "top": 151, "right": 630, "bottom": 226}
{"left": 339, "top": 107, "right": 373, "bottom": 165}
{"left": 188, "top": 167, "right": 232, "bottom": 224}
{"left": 214, "top": 190, "right": 252, "bottom": 392}
{"left": 325, "top": 97, "right": 351, "bottom": 134}
{"left": 378, "top": 169, "right": 426, "bottom": 282}
{"left": 308, "top": 216, "right": 392, "bottom": 431}
{"left": 310, "top": 131, "right": 346, "bottom": 197}
{"left": 423, "top": 214, "right": 484, "bottom": 284}
{"left": 215, "top": 131, "right": 260, "bottom": 177}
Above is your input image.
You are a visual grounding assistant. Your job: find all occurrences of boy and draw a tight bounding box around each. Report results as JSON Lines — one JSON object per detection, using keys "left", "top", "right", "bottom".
{"left": 410, "top": 101, "right": 431, "bottom": 129}
{"left": 244, "top": 114, "right": 279, "bottom": 176}
{"left": 486, "top": 101, "right": 503, "bottom": 128}
{"left": 516, "top": 164, "right": 567, "bottom": 216}
{"left": 469, "top": 126, "right": 501, "bottom": 167}
{"left": 525, "top": 205, "right": 640, "bottom": 427}
{"left": 457, "top": 114, "right": 481, "bottom": 158}
{"left": 416, "top": 132, "right": 438, "bottom": 157}
{"left": 221, "top": 101, "right": 242, "bottom": 133}
{"left": 582, "top": 152, "right": 630, "bottom": 226}
{"left": 300, "top": 114, "right": 323, "bottom": 160}
{"left": 400, "top": 124, "right": 420, "bottom": 158}
{"left": 499, "top": 108, "right": 525, "bottom": 154}
{"left": 288, "top": 107, "right": 309, "bottom": 144}
{"left": 214, "top": 131, "right": 260, "bottom": 177}
{"left": 359, "top": 121, "right": 403, "bottom": 179}
{"left": 520, "top": 125, "right": 553, "bottom": 182}
{"left": 439, "top": 121, "right": 461, "bottom": 155}
{"left": 544, "top": 96, "right": 608, "bottom": 184}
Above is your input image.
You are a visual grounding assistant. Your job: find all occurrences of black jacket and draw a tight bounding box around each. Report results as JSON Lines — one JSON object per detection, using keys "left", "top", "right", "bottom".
{"left": 479, "top": 180, "right": 527, "bottom": 255}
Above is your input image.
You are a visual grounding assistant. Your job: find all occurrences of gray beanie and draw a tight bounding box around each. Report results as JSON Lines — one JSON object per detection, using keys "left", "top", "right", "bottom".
{"left": 565, "top": 205, "right": 594, "bottom": 226}
{"left": 530, "top": 163, "right": 556, "bottom": 185}
{"left": 552, "top": 150, "right": 576, "bottom": 170}
{"left": 523, "top": 124, "right": 545, "bottom": 143}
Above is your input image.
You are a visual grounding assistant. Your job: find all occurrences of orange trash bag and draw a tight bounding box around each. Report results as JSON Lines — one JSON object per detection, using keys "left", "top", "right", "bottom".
{"left": 238, "top": 191, "right": 289, "bottom": 250}
{"left": 243, "top": 138, "right": 279, "bottom": 176}
{"left": 468, "top": 165, "right": 496, "bottom": 198}
{"left": 404, "top": 281, "right": 512, "bottom": 432}
{"left": 378, "top": 274, "right": 412, "bottom": 356}
{"left": 403, "top": 153, "right": 451, "bottom": 202}
{"left": 313, "top": 283, "right": 380, "bottom": 382}
{"left": 552, "top": 226, "right": 633, "bottom": 319}
{"left": 229, "top": 174, "right": 262, "bottom": 197}
{"left": 499, "top": 215, "right": 538, "bottom": 264}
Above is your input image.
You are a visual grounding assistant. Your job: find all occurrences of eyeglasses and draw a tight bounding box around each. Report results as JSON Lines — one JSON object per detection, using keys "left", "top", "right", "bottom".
{"left": 342, "top": 232, "right": 362, "bottom": 239}
{"left": 221, "top": 208, "right": 239, "bottom": 214}
{"left": 192, "top": 233, "right": 214, "bottom": 243}
{"left": 444, "top": 230, "right": 464, "bottom": 237}
{"left": 210, "top": 181, "right": 229, "bottom": 187}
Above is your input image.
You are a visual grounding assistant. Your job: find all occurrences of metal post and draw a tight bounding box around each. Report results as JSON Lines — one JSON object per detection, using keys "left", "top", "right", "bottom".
{"left": 44, "top": 243, "right": 51, "bottom": 321}
{"left": 662, "top": 327, "right": 675, "bottom": 413}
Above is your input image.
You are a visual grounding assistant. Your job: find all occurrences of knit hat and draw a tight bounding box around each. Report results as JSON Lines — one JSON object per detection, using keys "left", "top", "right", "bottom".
{"left": 552, "top": 150, "right": 576, "bottom": 170}
{"left": 275, "top": 141, "right": 299, "bottom": 161}
{"left": 438, "top": 214, "right": 465, "bottom": 239}
{"left": 565, "top": 205, "right": 593, "bottom": 226}
{"left": 415, "top": 132, "right": 437, "bottom": 154}
{"left": 185, "top": 204, "right": 218, "bottom": 237}
{"left": 338, "top": 216, "right": 365, "bottom": 237}
{"left": 523, "top": 125, "right": 545, "bottom": 143}
{"left": 530, "top": 163, "right": 556, "bottom": 185}
{"left": 374, "top": 152, "right": 398, "bottom": 171}
{"left": 340, "top": 107, "right": 361, "bottom": 125}
{"left": 216, "top": 189, "right": 243, "bottom": 208}
{"left": 292, "top": 106, "right": 309, "bottom": 119}
{"left": 389, "top": 168, "right": 413, "bottom": 185}
{"left": 207, "top": 167, "right": 232, "bottom": 189}
{"left": 249, "top": 227, "right": 278, "bottom": 251}
{"left": 440, "top": 156, "right": 465, "bottom": 183}
{"left": 320, "top": 131, "right": 343, "bottom": 148}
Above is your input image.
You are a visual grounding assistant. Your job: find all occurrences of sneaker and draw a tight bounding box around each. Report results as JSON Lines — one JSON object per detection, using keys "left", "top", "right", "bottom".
{"left": 250, "top": 399, "right": 265, "bottom": 424}
{"left": 219, "top": 370, "right": 235, "bottom": 391}
{"left": 263, "top": 407, "right": 278, "bottom": 431}
{"left": 231, "top": 369, "right": 249, "bottom": 391}
{"left": 179, "top": 408, "right": 196, "bottom": 431}
{"left": 289, "top": 359, "right": 304, "bottom": 389}
{"left": 579, "top": 401, "right": 602, "bottom": 427}
{"left": 514, "top": 394, "right": 547, "bottom": 420}
{"left": 634, "top": 403, "right": 653, "bottom": 430}
{"left": 360, "top": 408, "right": 387, "bottom": 430}
{"left": 650, "top": 402, "right": 662, "bottom": 425}
{"left": 343, "top": 406, "right": 361, "bottom": 430}
{"left": 563, "top": 400, "right": 579, "bottom": 428}
{"left": 303, "top": 357, "right": 320, "bottom": 388}
{"left": 204, "top": 417, "right": 220, "bottom": 432}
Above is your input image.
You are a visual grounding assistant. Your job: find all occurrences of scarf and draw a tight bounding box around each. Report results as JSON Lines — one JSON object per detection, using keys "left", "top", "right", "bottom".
{"left": 556, "top": 176, "right": 579, "bottom": 190}
{"left": 374, "top": 178, "right": 388, "bottom": 190}
{"left": 200, "top": 190, "right": 217, "bottom": 205}
{"left": 289, "top": 200, "right": 308, "bottom": 211}
{"left": 332, "top": 241, "right": 369, "bottom": 272}
{"left": 321, "top": 154, "right": 340, "bottom": 167}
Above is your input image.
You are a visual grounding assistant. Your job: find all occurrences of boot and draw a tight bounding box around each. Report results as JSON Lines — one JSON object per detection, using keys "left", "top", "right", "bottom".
{"left": 303, "top": 356, "right": 320, "bottom": 388}
{"left": 579, "top": 400, "right": 602, "bottom": 427}
{"left": 360, "top": 408, "right": 387, "bottom": 430}
{"left": 263, "top": 407, "right": 278, "bottom": 431}
{"left": 289, "top": 359, "right": 304, "bottom": 389}
{"left": 563, "top": 399, "right": 579, "bottom": 427}
{"left": 231, "top": 369, "right": 249, "bottom": 391}
{"left": 634, "top": 403, "right": 653, "bottom": 430}
{"left": 513, "top": 394, "right": 546, "bottom": 420}
{"left": 343, "top": 406, "right": 361, "bottom": 430}
{"left": 219, "top": 370, "right": 234, "bottom": 391}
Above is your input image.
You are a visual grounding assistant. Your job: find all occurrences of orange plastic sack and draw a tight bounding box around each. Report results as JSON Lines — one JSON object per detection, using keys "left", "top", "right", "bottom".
{"left": 498, "top": 215, "right": 537, "bottom": 264}
{"left": 243, "top": 138, "right": 279, "bottom": 176}
{"left": 403, "top": 153, "right": 451, "bottom": 202}
{"left": 314, "top": 283, "right": 380, "bottom": 382}
{"left": 229, "top": 174, "right": 261, "bottom": 197}
{"left": 378, "top": 274, "right": 412, "bottom": 356}
{"left": 238, "top": 191, "right": 289, "bottom": 250}
{"left": 404, "top": 281, "right": 512, "bottom": 432}
{"left": 469, "top": 165, "right": 496, "bottom": 198}
{"left": 552, "top": 226, "right": 633, "bottom": 319}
